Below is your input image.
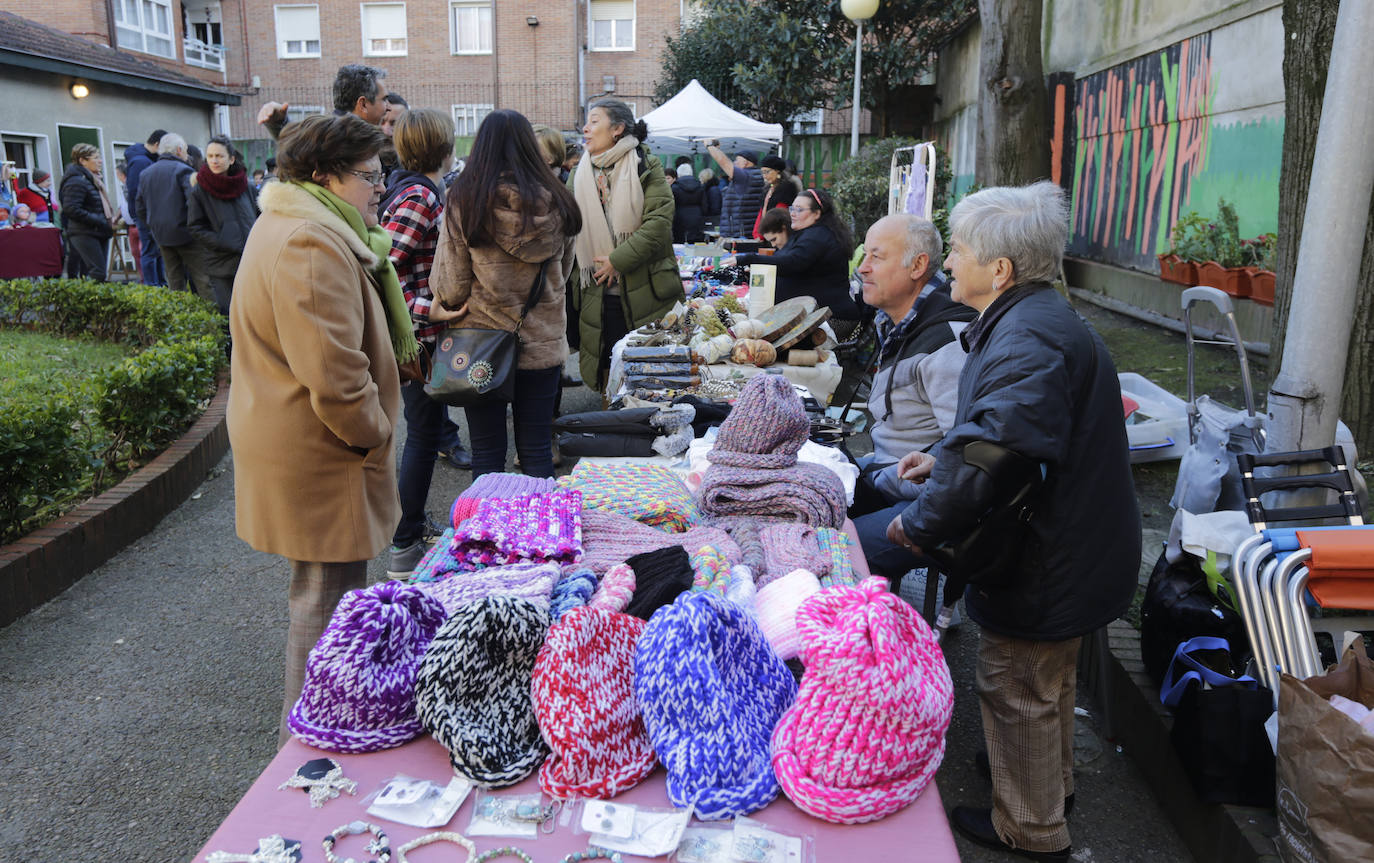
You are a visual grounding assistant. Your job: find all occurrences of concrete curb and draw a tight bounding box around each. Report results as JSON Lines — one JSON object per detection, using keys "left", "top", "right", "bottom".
{"left": 1084, "top": 621, "right": 1281, "bottom": 863}
{"left": 0, "top": 373, "right": 229, "bottom": 628}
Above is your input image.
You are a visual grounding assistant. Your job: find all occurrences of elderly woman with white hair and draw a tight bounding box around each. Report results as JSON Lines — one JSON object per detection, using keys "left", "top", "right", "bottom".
{"left": 886, "top": 181, "right": 1140, "bottom": 862}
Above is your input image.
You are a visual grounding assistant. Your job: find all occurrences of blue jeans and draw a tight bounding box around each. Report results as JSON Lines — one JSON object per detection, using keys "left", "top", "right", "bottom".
{"left": 134, "top": 217, "right": 165, "bottom": 286}
{"left": 464, "top": 364, "right": 562, "bottom": 479}
{"left": 392, "top": 380, "right": 465, "bottom": 547}
{"left": 854, "top": 502, "right": 935, "bottom": 580}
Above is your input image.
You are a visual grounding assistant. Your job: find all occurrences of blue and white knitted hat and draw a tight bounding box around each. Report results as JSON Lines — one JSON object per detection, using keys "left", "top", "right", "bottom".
{"left": 633, "top": 590, "right": 797, "bottom": 819}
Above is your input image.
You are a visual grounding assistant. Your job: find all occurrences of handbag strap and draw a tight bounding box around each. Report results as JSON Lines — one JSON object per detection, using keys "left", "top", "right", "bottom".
{"left": 513, "top": 258, "right": 554, "bottom": 334}
{"left": 1160, "top": 635, "right": 1257, "bottom": 707}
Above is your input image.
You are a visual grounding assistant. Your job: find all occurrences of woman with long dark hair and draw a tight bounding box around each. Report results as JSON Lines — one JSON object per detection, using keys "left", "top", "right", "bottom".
{"left": 187, "top": 135, "right": 259, "bottom": 313}
{"left": 430, "top": 109, "right": 582, "bottom": 478}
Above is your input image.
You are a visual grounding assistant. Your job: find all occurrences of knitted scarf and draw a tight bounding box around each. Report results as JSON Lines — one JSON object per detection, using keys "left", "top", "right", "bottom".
{"left": 196, "top": 161, "right": 249, "bottom": 200}
{"left": 296, "top": 181, "right": 418, "bottom": 364}
{"left": 572, "top": 135, "right": 645, "bottom": 289}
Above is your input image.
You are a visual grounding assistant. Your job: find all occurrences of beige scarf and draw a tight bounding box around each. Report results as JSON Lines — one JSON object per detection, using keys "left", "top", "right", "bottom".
{"left": 572, "top": 135, "right": 645, "bottom": 289}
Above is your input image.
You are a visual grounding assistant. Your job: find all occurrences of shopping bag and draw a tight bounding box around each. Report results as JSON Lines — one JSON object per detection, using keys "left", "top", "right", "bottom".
{"left": 1276, "top": 644, "right": 1374, "bottom": 863}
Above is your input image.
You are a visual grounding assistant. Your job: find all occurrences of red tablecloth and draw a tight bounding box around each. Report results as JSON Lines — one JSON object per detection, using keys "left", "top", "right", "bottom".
{"left": 0, "top": 226, "right": 63, "bottom": 278}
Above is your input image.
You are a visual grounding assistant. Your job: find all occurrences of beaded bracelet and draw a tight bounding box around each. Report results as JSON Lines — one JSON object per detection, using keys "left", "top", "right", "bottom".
{"left": 561, "top": 848, "right": 623, "bottom": 863}
{"left": 473, "top": 848, "right": 533, "bottom": 863}
{"left": 396, "top": 831, "right": 474, "bottom": 863}
{"left": 322, "top": 820, "right": 391, "bottom": 863}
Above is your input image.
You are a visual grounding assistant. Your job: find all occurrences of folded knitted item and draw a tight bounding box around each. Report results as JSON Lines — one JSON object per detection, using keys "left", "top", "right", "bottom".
{"left": 450, "top": 497, "right": 481, "bottom": 528}
{"left": 754, "top": 569, "right": 823, "bottom": 661}
{"left": 759, "top": 524, "right": 829, "bottom": 588}
{"left": 449, "top": 489, "right": 582, "bottom": 569}
{"left": 533, "top": 606, "right": 655, "bottom": 798}
{"left": 416, "top": 596, "right": 551, "bottom": 787}
{"left": 690, "top": 544, "right": 733, "bottom": 593}
{"left": 579, "top": 510, "right": 740, "bottom": 574}
{"left": 772, "top": 578, "right": 954, "bottom": 823}
{"left": 816, "top": 527, "right": 857, "bottom": 588}
{"left": 726, "top": 565, "right": 758, "bottom": 615}
{"left": 416, "top": 562, "right": 560, "bottom": 615}
{"left": 411, "top": 528, "right": 459, "bottom": 582}
{"left": 589, "top": 562, "right": 635, "bottom": 612}
{"left": 560, "top": 462, "right": 700, "bottom": 532}
{"left": 623, "top": 546, "right": 694, "bottom": 620}
{"left": 550, "top": 566, "right": 600, "bottom": 621}
{"left": 460, "top": 472, "right": 560, "bottom": 500}
{"left": 705, "top": 516, "right": 765, "bottom": 573}
{"left": 288, "top": 581, "right": 447, "bottom": 753}
{"left": 634, "top": 591, "right": 798, "bottom": 820}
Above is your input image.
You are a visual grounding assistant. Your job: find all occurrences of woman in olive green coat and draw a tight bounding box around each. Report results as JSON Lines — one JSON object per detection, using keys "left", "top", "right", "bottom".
{"left": 569, "top": 98, "right": 683, "bottom": 388}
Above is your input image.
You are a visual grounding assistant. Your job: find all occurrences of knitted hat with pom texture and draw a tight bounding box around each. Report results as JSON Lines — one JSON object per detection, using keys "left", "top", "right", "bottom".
{"left": 634, "top": 591, "right": 797, "bottom": 819}
{"left": 771, "top": 577, "right": 954, "bottom": 823}
{"left": 532, "top": 606, "right": 655, "bottom": 798}
{"left": 415, "top": 595, "right": 551, "bottom": 787}
{"left": 288, "top": 581, "right": 447, "bottom": 753}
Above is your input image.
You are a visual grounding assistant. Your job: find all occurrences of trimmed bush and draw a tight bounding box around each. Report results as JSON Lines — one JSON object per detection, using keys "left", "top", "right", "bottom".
{"left": 0, "top": 381, "right": 88, "bottom": 536}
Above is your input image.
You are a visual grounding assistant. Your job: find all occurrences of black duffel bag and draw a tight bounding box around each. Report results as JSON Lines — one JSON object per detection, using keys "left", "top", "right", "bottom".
{"left": 1139, "top": 551, "right": 1249, "bottom": 687}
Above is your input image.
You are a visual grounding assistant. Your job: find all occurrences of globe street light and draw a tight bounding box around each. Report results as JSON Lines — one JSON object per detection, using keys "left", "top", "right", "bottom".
{"left": 841, "top": 0, "right": 880, "bottom": 157}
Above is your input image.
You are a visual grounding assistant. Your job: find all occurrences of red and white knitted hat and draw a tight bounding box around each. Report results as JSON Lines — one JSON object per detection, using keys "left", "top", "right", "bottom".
{"left": 771, "top": 577, "right": 954, "bottom": 823}
{"left": 531, "top": 604, "right": 656, "bottom": 798}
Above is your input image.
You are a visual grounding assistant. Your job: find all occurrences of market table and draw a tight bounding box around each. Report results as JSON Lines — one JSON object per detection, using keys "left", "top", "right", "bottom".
{"left": 607, "top": 337, "right": 843, "bottom": 406}
{"left": 0, "top": 226, "right": 63, "bottom": 278}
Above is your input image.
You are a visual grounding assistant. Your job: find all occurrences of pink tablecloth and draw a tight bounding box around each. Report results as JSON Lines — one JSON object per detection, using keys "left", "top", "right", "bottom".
{"left": 194, "top": 521, "right": 959, "bottom": 862}
{"left": 0, "top": 226, "right": 63, "bottom": 278}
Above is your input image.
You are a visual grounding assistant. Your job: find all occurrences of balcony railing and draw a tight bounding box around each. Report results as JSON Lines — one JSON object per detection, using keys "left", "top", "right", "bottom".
{"left": 183, "top": 36, "right": 224, "bottom": 70}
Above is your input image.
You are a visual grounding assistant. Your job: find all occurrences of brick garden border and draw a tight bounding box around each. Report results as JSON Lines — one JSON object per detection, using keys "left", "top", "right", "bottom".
{"left": 0, "top": 373, "right": 229, "bottom": 628}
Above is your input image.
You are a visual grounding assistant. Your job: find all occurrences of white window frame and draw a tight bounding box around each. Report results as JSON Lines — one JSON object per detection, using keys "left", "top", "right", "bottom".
{"left": 449, "top": 1, "right": 493, "bottom": 55}
{"left": 285, "top": 105, "right": 327, "bottom": 125}
{"left": 361, "top": 2, "right": 408, "bottom": 57}
{"left": 274, "top": 4, "right": 322, "bottom": 59}
{"left": 589, "top": 0, "right": 635, "bottom": 52}
{"left": 112, "top": 0, "right": 176, "bottom": 59}
{"left": 788, "top": 108, "right": 824, "bottom": 136}
{"left": 452, "top": 104, "right": 493, "bottom": 137}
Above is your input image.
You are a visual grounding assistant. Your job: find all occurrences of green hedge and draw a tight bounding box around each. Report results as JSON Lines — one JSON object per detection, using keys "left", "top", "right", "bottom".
{"left": 0, "top": 278, "right": 227, "bottom": 543}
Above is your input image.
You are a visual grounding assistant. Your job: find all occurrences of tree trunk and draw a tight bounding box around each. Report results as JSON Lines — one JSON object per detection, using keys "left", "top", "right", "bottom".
{"left": 1274, "top": 0, "right": 1374, "bottom": 450}
{"left": 975, "top": 0, "right": 1049, "bottom": 186}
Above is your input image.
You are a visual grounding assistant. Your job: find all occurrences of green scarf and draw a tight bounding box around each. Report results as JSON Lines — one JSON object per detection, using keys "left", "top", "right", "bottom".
{"left": 297, "top": 181, "right": 418, "bottom": 364}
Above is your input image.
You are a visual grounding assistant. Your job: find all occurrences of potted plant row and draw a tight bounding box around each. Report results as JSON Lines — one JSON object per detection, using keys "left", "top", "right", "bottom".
{"left": 1157, "top": 199, "right": 1276, "bottom": 306}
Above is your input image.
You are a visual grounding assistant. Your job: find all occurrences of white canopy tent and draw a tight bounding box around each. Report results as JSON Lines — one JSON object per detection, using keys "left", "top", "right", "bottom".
{"left": 639, "top": 79, "right": 784, "bottom": 156}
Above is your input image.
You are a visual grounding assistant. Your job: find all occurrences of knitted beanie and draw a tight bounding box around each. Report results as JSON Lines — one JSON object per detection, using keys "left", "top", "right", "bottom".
{"left": 759, "top": 524, "right": 828, "bottom": 588}
{"left": 706, "top": 374, "right": 808, "bottom": 470}
{"left": 580, "top": 509, "right": 741, "bottom": 574}
{"left": 449, "top": 489, "right": 583, "bottom": 569}
{"left": 623, "top": 546, "right": 694, "bottom": 620}
{"left": 415, "top": 595, "right": 551, "bottom": 787}
{"left": 560, "top": 461, "right": 701, "bottom": 532}
{"left": 288, "top": 581, "right": 447, "bottom": 753}
{"left": 589, "top": 562, "right": 635, "bottom": 612}
{"left": 689, "top": 544, "right": 733, "bottom": 593}
{"left": 460, "top": 472, "right": 560, "bottom": 500}
{"left": 532, "top": 605, "right": 655, "bottom": 798}
{"left": 726, "top": 564, "right": 758, "bottom": 614}
{"left": 815, "top": 527, "right": 858, "bottom": 588}
{"left": 771, "top": 577, "right": 954, "bottom": 823}
{"left": 550, "top": 566, "right": 600, "bottom": 621}
{"left": 634, "top": 591, "right": 798, "bottom": 820}
{"left": 754, "top": 569, "right": 822, "bottom": 660}
{"left": 416, "top": 562, "right": 560, "bottom": 615}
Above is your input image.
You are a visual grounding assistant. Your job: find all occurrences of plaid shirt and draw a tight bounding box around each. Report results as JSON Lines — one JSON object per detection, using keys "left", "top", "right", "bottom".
{"left": 875, "top": 270, "right": 950, "bottom": 363}
{"left": 382, "top": 182, "right": 445, "bottom": 342}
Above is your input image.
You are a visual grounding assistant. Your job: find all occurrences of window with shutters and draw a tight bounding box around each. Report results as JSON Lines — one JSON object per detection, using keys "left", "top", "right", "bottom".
{"left": 112, "top": 0, "right": 175, "bottom": 59}
{"left": 275, "top": 5, "right": 321, "bottom": 58}
{"left": 589, "top": 0, "right": 634, "bottom": 51}
{"left": 450, "top": 1, "right": 493, "bottom": 55}
{"left": 362, "top": 3, "right": 407, "bottom": 57}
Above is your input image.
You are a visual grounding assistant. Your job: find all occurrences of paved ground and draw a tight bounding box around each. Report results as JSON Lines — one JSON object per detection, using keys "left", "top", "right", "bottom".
{"left": 0, "top": 304, "right": 1200, "bottom": 861}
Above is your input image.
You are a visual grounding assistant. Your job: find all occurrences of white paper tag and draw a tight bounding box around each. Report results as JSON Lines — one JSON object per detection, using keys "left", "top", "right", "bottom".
{"left": 368, "top": 775, "right": 472, "bottom": 828}
{"left": 593, "top": 806, "right": 693, "bottom": 856}
{"left": 581, "top": 800, "right": 637, "bottom": 839}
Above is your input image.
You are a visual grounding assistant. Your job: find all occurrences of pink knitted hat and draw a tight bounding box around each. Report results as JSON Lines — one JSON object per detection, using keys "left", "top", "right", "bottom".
{"left": 771, "top": 577, "right": 954, "bottom": 823}
{"left": 754, "top": 569, "right": 822, "bottom": 660}
{"left": 531, "top": 605, "right": 656, "bottom": 798}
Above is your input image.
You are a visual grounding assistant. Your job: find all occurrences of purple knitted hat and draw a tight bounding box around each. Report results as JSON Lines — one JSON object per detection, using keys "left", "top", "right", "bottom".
{"left": 417, "top": 562, "right": 560, "bottom": 615}
{"left": 707, "top": 375, "right": 809, "bottom": 469}
{"left": 288, "top": 581, "right": 447, "bottom": 753}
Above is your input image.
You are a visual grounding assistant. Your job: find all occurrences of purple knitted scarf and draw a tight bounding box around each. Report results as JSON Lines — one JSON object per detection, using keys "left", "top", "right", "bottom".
{"left": 579, "top": 509, "right": 742, "bottom": 574}
{"left": 451, "top": 489, "right": 583, "bottom": 570}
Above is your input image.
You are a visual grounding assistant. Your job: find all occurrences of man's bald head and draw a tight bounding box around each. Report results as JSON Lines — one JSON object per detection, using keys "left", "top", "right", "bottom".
{"left": 858, "top": 215, "right": 945, "bottom": 319}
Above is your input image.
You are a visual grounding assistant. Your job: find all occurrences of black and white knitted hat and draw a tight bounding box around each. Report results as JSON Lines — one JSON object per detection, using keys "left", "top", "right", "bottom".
{"left": 415, "top": 595, "right": 551, "bottom": 787}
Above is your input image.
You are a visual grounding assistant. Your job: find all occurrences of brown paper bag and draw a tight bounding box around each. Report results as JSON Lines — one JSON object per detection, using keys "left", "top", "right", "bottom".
{"left": 1276, "top": 643, "right": 1374, "bottom": 863}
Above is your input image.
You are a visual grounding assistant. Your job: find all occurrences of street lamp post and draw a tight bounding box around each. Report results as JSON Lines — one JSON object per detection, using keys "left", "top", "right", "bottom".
{"left": 841, "top": 0, "right": 880, "bottom": 157}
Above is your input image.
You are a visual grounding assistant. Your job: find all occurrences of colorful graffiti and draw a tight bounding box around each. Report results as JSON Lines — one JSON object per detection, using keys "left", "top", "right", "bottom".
{"left": 1066, "top": 34, "right": 1216, "bottom": 270}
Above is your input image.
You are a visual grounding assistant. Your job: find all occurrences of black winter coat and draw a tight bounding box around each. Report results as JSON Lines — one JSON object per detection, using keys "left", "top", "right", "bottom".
{"left": 187, "top": 171, "right": 259, "bottom": 277}
{"left": 671, "top": 176, "right": 706, "bottom": 243}
{"left": 719, "top": 166, "right": 764, "bottom": 238}
{"left": 135, "top": 154, "right": 194, "bottom": 247}
{"left": 900, "top": 283, "right": 1141, "bottom": 640}
{"left": 735, "top": 223, "right": 859, "bottom": 319}
{"left": 58, "top": 163, "right": 112, "bottom": 239}
{"left": 702, "top": 180, "right": 722, "bottom": 224}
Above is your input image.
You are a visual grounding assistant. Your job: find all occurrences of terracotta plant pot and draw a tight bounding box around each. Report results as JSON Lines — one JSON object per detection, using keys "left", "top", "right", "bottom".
{"left": 1247, "top": 268, "right": 1276, "bottom": 306}
{"left": 1196, "top": 261, "right": 1250, "bottom": 298}
{"left": 1156, "top": 253, "right": 1197, "bottom": 285}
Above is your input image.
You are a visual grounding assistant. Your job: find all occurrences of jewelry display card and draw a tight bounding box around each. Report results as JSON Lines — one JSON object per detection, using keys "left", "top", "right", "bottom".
{"left": 580, "top": 800, "right": 636, "bottom": 839}
{"left": 590, "top": 805, "right": 693, "bottom": 857}
{"left": 466, "top": 790, "right": 541, "bottom": 838}
{"left": 730, "top": 816, "right": 806, "bottom": 863}
{"left": 365, "top": 774, "right": 472, "bottom": 828}
{"left": 674, "top": 825, "right": 734, "bottom": 863}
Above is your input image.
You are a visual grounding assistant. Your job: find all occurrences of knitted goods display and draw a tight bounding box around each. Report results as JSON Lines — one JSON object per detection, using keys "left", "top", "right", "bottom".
{"left": 452, "top": 473, "right": 558, "bottom": 528}
{"left": 580, "top": 510, "right": 741, "bottom": 574}
{"left": 706, "top": 516, "right": 765, "bottom": 573}
{"left": 416, "top": 595, "right": 551, "bottom": 787}
{"left": 623, "top": 546, "right": 694, "bottom": 620}
{"left": 416, "top": 562, "right": 560, "bottom": 615}
{"left": 450, "top": 497, "right": 481, "bottom": 528}
{"left": 288, "top": 581, "right": 447, "bottom": 753}
{"left": 758, "top": 524, "right": 828, "bottom": 588}
{"left": 410, "top": 528, "right": 458, "bottom": 582}
{"left": 588, "top": 563, "right": 635, "bottom": 612}
{"left": 531, "top": 606, "right": 655, "bottom": 798}
{"left": 550, "top": 566, "right": 600, "bottom": 621}
{"left": 559, "top": 462, "right": 701, "bottom": 532}
{"left": 754, "top": 569, "right": 822, "bottom": 661}
{"left": 633, "top": 591, "right": 798, "bottom": 820}
{"left": 449, "top": 490, "right": 583, "bottom": 570}
{"left": 771, "top": 577, "right": 954, "bottom": 824}
{"left": 689, "top": 544, "right": 733, "bottom": 593}
{"left": 697, "top": 376, "right": 847, "bottom": 528}
{"left": 815, "top": 527, "right": 858, "bottom": 588}
{"left": 726, "top": 564, "right": 758, "bottom": 614}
